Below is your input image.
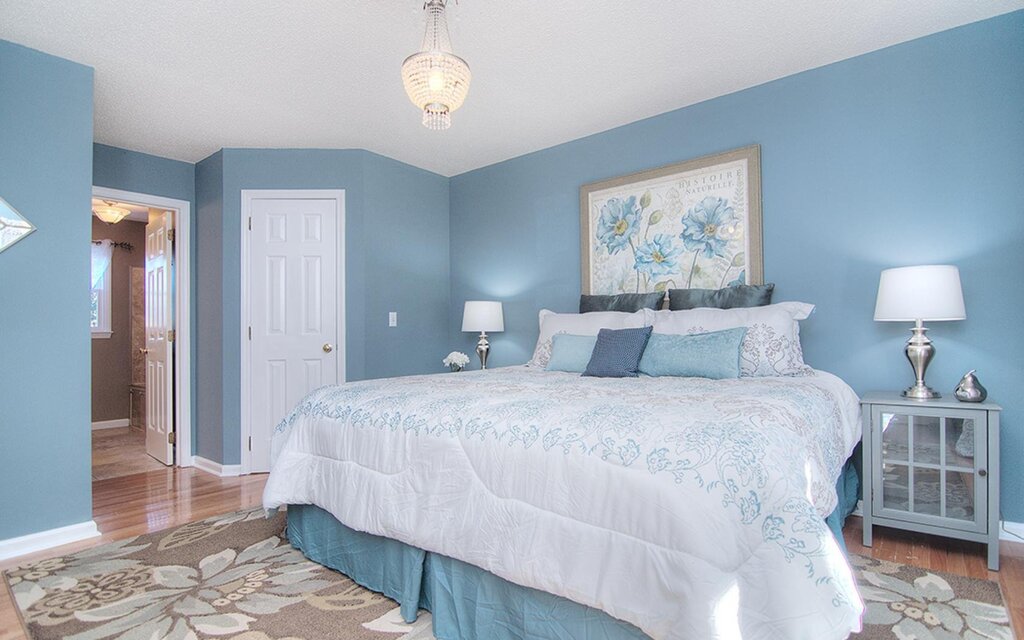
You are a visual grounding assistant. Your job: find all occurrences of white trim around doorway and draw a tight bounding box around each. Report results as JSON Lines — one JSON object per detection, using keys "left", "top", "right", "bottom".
{"left": 92, "top": 186, "right": 193, "bottom": 468}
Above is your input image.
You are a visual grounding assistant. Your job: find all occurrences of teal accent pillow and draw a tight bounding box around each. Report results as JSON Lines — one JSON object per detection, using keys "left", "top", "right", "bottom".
{"left": 638, "top": 328, "right": 748, "bottom": 379}
{"left": 545, "top": 334, "right": 598, "bottom": 373}
{"left": 667, "top": 284, "right": 774, "bottom": 310}
{"left": 583, "top": 326, "right": 653, "bottom": 378}
{"left": 579, "top": 292, "right": 664, "bottom": 313}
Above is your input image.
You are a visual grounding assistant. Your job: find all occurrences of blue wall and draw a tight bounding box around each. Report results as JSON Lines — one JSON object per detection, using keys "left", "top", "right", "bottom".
{"left": 195, "top": 151, "right": 226, "bottom": 463}
{"left": 0, "top": 41, "right": 94, "bottom": 538}
{"left": 92, "top": 143, "right": 198, "bottom": 455}
{"left": 93, "top": 144, "right": 195, "bottom": 205}
{"left": 195, "top": 149, "right": 450, "bottom": 464}
{"left": 449, "top": 13, "right": 1024, "bottom": 518}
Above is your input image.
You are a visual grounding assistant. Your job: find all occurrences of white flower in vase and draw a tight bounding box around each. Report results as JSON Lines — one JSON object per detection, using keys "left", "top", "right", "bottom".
{"left": 443, "top": 351, "right": 470, "bottom": 372}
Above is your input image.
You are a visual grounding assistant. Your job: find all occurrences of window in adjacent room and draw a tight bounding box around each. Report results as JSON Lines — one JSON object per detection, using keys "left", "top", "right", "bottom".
{"left": 92, "top": 239, "right": 113, "bottom": 338}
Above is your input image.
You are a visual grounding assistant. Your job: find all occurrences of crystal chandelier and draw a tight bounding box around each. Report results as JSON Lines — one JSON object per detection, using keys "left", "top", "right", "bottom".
{"left": 401, "top": 0, "right": 471, "bottom": 130}
{"left": 93, "top": 200, "right": 130, "bottom": 224}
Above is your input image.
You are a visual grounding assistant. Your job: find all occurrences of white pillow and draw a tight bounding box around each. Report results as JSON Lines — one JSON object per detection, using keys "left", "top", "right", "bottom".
{"left": 642, "top": 302, "right": 815, "bottom": 377}
{"left": 527, "top": 309, "right": 648, "bottom": 368}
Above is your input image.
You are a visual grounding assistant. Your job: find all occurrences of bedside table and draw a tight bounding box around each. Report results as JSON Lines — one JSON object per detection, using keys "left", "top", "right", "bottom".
{"left": 861, "top": 392, "right": 1002, "bottom": 570}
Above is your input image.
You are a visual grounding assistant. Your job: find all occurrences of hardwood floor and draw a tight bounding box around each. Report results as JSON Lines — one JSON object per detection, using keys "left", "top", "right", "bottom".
{"left": 91, "top": 427, "right": 170, "bottom": 480}
{"left": 1, "top": 470, "right": 1021, "bottom": 638}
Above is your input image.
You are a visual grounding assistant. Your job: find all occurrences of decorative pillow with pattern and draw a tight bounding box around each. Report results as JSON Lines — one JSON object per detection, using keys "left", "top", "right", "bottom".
{"left": 642, "top": 302, "right": 814, "bottom": 377}
{"left": 527, "top": 309, "right": 648, "bottom": 369}
{"left": 583, "top": 326, "right": 653, "bottom": 378}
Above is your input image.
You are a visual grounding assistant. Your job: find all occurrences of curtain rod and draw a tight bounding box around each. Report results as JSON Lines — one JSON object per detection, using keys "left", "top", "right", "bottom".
{"left": 92, "top": 240, "right": 134, "bottom": 252}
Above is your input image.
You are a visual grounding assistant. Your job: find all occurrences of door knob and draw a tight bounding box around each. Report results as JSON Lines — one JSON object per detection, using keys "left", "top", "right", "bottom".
{"left": 139, "top": 348, "right": 149, "bottom": 354}
{"left": 322, "top": 343, "right": 334, "bottom": 353}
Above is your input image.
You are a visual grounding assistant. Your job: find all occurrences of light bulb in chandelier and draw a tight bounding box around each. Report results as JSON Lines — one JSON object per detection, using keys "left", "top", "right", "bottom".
{"left": 401, "top": 0, "right": 471, "bottom": 130}
{"left": 428, "top": 69, "right": 446, "bottom": 93}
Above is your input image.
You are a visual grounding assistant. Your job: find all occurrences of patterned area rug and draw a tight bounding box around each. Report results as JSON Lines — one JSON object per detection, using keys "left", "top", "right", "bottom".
{"left": 3, "top": 509, "right": 1013, "bottom": 640}
{"left": 850, "top": 554, "right": 1013, "bottom": 640}
{"left": 4, "top": 509, "right": 432, "bottom": 640}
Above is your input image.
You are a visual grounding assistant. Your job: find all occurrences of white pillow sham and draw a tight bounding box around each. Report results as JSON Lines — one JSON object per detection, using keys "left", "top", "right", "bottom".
{"left": 642, "top": 302, "right": 815, "bottom": 377}
{"left": 527, "top": 309, "right": 648, "bottom": 368}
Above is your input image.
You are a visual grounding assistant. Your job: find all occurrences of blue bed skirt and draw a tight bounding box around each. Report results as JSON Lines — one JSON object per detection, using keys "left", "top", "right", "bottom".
{"left": 287, "top": 503, "right": 649, "bottom": 639}
{"left": 286, "top": 454, "right": 862, "bottom": 640}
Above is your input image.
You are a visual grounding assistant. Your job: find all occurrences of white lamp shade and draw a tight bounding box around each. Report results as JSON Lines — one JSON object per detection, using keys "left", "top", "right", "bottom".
{"left": 462, "top": 301, "right": 504, "bottom": 332}
{"left": 874, "top": 265, "right": 966, "bottom": 322}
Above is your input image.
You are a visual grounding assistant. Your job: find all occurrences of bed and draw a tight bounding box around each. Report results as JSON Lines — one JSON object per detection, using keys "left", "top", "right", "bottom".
{"left": 262, "top": 365, "right": 864, "bottom": 639}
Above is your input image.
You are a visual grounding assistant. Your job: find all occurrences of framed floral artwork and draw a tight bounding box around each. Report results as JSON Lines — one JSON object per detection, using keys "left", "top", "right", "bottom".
{"left": 580, "top": 145, "right": 762, "bottom": 294}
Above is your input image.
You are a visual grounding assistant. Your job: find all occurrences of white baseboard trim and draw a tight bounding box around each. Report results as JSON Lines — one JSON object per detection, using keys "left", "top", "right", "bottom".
{"left": 193, "top": 455, "right": 242, "bottom": 478}
{"left": 1000, "top": 520, "right": 1024, "bottom": 543}
{"left": 92, "top": 418, "right": 130, "bottom": 430}
{"left": 0, "top": 520, "right": 100, "bottom": 561}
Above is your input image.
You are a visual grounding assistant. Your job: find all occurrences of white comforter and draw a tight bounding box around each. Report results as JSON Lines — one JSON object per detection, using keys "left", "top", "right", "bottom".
{"left": 263, "top": 367, "right": 864, "bottom": 640}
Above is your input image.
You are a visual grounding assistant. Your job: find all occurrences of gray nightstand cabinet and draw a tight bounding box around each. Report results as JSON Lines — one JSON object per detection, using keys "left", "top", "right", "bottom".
{"left": 861, "top": 392, "right": 1002, "bottom": 570}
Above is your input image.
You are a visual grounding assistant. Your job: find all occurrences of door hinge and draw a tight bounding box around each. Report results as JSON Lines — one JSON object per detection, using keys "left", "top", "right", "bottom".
{"left": 168, "top": 229, "right": 176, "bottom": 244}
{"left": 248, "top": 217, "right": 252, "bottom": 231}
{"left": 248, "top": 436, "right": 253, "bottom": 451}
{"left": 167, "top": 329, "right": 176, "bottom": 343}
{"left": 168, "top": 431, "right": 176, "bottom": 445}
{"left": 248, "top": 326, "right": 252, "bottom": 340}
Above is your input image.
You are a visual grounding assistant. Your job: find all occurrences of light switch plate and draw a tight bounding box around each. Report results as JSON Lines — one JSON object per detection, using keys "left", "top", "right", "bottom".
{"left": 388, "top": 312, "right": 397, "bottom": 327}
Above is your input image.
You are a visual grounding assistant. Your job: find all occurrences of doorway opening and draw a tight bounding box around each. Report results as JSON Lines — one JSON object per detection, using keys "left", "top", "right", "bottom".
{"left": 90, "top": 186, "right": 192, "bottom": 481}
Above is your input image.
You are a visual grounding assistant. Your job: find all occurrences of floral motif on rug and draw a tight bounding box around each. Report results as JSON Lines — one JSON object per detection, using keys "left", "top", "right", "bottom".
{"left": 851, "top": 554, "right": 1013, "bottom": 640}
{"left": 4, "top": 509, "right": 430, "bottom": 640}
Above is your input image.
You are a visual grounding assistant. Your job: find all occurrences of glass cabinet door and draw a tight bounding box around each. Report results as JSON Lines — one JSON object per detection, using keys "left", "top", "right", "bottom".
{"left": 874, "top": 407, "right": 986, "bottom": 533}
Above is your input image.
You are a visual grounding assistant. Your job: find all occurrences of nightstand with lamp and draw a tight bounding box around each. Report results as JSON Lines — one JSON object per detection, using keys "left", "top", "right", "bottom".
{"left": 862, "top": 265, "right": 1002, "bottom": 569}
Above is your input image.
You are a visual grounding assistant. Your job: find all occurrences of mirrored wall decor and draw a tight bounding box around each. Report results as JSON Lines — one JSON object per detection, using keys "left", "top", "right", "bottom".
{"left": 0, "top": 196, "right": 36, "bottom": 253}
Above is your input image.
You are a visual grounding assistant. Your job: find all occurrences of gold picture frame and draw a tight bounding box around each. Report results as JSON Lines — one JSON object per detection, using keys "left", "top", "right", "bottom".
{"left": 580, "top": 145, "right": 762, "bottom": 294}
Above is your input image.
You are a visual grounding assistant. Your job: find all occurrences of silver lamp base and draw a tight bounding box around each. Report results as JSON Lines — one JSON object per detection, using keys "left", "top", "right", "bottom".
{"left": 476, "top": 332, "right": 490, "bottom": 370}
{"left": 901, "top": 320, "right": 940, "bottom": 400}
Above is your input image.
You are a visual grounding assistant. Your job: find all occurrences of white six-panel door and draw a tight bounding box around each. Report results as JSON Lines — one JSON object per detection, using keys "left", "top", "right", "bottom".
{"left": 245, "top": 191, "right": 344, "bottom": 473}
{"left": 145, "top": 208, "right": 175, "bottom": 465}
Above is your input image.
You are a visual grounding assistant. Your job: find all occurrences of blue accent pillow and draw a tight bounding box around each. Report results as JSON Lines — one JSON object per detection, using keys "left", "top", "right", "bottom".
{"left": 638, "top": 328, "right": 748, "bottom": 379}
{"left": 582, "top": 326, "right": 653, "bottom": 378}
{"left": 545, "top": 334, "right": 598, "bottom": 373}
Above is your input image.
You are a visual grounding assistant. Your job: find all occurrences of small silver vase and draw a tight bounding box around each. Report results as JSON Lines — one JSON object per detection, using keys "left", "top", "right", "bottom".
{"left": 954, "top": 370, "right": 987, "bottom": 403}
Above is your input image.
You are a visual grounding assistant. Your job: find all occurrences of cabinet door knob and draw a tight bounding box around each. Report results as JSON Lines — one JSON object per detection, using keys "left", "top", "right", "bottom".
{"left": 979, "top": 469, "right": 988, "bottom": 477}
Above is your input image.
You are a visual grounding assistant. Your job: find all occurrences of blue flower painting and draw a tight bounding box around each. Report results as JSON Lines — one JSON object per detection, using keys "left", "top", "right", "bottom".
{"left": 679, "top": 196, "right": 737, "bottom": 259}
{"left": 596, "top": 196, "right": 641, "bottom": 254}
{"left": 635, "top": 234, "right": 683, "bottom": 278}
{"left": 584, "top": 150, "right": 758, "bottom": 294}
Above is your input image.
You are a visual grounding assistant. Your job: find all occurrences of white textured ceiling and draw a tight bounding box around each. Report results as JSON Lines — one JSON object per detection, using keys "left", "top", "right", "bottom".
{"left": 2, "top": 1, "right": 1021, "bottom": 176}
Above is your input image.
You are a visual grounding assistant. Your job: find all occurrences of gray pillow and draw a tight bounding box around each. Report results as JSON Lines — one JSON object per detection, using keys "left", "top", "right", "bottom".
{"left": 582, "top": 326, "right": 653, "bottom": 378}
{"left": 579, "top": 292, "right": 665, "bottom": 313}
{"left": 667, "top": 283, "right": 775, "bottom": 310}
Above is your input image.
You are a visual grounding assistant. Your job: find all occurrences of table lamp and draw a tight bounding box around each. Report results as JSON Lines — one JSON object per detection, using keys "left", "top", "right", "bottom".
{"left": 874, "top": 265, "right": 966, "bottom": 399}
{"left": 462, "top": 301, "right": 504, "bottom": 369}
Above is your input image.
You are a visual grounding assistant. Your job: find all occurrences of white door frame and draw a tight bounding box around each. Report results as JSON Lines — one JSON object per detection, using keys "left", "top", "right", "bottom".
{"left": 240, "top": 189, "right": 346, "bottom": 475}
{"left": 92, "top": 186, "right": 194, "bottom": 467}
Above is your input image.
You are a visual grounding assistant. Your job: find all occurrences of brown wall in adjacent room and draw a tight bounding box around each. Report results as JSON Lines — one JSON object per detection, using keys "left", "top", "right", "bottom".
{"left": 91, "top": 217, "right": 145, "bottom": 423}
